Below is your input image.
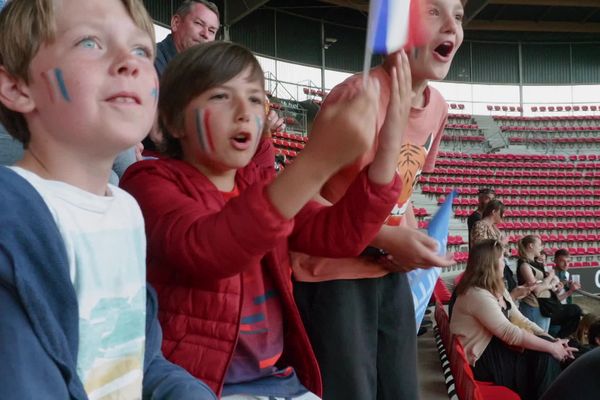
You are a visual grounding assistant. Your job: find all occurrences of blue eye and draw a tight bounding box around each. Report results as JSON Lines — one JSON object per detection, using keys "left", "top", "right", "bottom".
{"left": 78, "top": 37, "right": 99, "bottom": 49}
{"left": 132, "top": 47, "right": 151, "bottom": 58}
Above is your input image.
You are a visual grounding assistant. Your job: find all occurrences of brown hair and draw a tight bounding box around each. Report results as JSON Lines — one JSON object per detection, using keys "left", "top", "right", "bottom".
{"left": 175, "top": 0, "right": 220, "bottom": 23}
{"left": 481, "top": 199, "right": 504, "bottom": 219}
{"left": 518, "top": 235, "right": 540, "bottom": 259}
{"left": 0, "top": 0, "right": 155, "bottom": 146}
{"left": 554, "top": 248, "right": 570, "bottom": 260}
{"left": 588, "top": 319, "right": 600, "bottom": 347}
{"left": 576, "top": 313, "right": 600, "bottom": 345}
{"left": 158, "top": 41, "right": 264, "bottom": 158}
{"left": 455, "top": 239, "right": 505, "bottom": 297}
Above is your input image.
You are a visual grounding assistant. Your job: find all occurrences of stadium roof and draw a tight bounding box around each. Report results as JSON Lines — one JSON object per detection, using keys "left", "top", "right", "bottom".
{"left": 222, "top": 0, "right": 600, "bottom": 42}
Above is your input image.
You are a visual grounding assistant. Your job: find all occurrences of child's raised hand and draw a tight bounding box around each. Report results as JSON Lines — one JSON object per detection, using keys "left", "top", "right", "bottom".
{"left": 308, "top": 77, "right": 380, "bottom": 170}
{"left": 379, "top": 50, "right": 412, "bottom": 154}
{"left": 368, "top": 50, "right": 412, "bottom": 185}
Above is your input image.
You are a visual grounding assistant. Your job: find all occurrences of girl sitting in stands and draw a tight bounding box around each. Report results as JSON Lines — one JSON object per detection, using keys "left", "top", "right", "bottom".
{"left": 450, "top": 239, "right": 575, "bottom": 400}
{"left": 517, "top": 235, "right": 560, "bottom": 332}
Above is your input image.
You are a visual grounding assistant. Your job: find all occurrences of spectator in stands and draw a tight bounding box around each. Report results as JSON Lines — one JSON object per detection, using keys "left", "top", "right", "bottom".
{"left": 451, "top": 240, "right": 573, "bottom": 400}
{"left": 468, "top": 199, "right": 531, "bottom": 302}
{"left": 0, "top": 1, "right": 217, "bottom": 398}
{"left": 517, "top": 235, "right": 559, "bottom": 332}
{"left": 470, "top": 199, "right": 505, "bottom": 249}
{"left": 292, "top": 1, "right": 465, "bottom": 398}
{"left": 155, "top": 0, "right": 219, "bottom": 75}
{"left": 467, "top": 187, "right": 495, "bottom": 246}
{"left": 587, "top": 319, "right": 600, "bottom": 348}
{"left": 540, "top": 347, "right": 600, "bottom": 400}
{"left": 120, "top": 41, "right": 406, "bottom": 399}
{"left": 553, "top": 249, "right": 582, "bottom": 304}
{"left": 575, "top": 313, "right": 599, "bottom": 347}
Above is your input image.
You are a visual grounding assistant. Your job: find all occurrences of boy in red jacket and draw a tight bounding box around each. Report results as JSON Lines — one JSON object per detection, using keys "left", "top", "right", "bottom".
{"left": 121, "top": 41, "right": 412, "bottom": 399}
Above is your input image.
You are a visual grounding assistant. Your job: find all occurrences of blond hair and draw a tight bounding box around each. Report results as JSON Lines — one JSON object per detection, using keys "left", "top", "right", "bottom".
{"left": 455, "top": 239, "right": 505, "bottom": 297}
{"left": 0, "top": 0, "right": 155, "bottom": 146}
{"left": 517, "top": 235, "right": 540, "bottom": 259}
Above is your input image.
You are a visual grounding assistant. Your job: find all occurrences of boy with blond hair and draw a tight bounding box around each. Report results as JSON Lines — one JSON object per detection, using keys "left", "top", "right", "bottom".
{"left": 0, "top": 0, "right": 215, "bottom": 398}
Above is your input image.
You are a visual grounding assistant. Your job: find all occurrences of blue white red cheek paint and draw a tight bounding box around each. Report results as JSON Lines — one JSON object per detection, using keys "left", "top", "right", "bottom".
{"left": 412, "top": 47, "right": 420, "bottom": 60}
{"left": 151, "top": 88, "right": 158, "bottom": 99}
{"left": 195, "top": 108, "right": 215, "bottom": 153}
{"left": 255, "top": 115, "right": 264, "bottom": 136}
{"left": 41, "top": 68, "right": 71, "bottom": 103}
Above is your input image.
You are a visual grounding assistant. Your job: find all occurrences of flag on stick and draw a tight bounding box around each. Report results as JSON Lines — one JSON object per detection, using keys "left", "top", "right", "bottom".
{"left": 363, "top": 0, "right": 427, "bottom": 83}
{"left": 407, "top": 190, "right": 457, "bottom": 332}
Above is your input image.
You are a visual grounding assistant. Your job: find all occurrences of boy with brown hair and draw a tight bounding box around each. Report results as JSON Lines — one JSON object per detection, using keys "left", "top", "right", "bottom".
{"left": 293, "top": 0, "right": 466, "bottom": 398}
{"left": 0, "top": 0, "right": 215, "bottom": 398}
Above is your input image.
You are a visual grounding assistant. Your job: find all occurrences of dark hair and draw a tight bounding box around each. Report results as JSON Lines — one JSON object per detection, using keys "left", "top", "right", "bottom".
{"left": 554, "top": 249, "right": 570, "bottom": 259}
{"left": 588, "top": 319, "right": 600, "bottom": 347}
{"left": 478, "top": 188, "right": 495, "bottom": 196}
{"left": 175, "top": 0, "right": 220, "bottom": 22}
{"left": 158, "top": 41, "right": 264, "bottom": 158}
{"left": 482, "top": 199, "right": 504, "bottom": 219}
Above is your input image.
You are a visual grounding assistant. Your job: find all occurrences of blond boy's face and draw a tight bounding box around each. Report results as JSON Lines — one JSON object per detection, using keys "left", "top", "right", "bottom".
{"left": 25, "top": 0, "right": 157, "bottom": 157}
{"left": 409, "top": 0, "right": 464, "bottom": 83}
{"left": 177, "top": 69, "right": 265, "bottom": 174}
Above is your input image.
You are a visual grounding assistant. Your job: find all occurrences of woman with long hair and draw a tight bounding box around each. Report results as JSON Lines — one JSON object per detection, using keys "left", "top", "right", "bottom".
{"left": 470, "top": 200, "right": 506, "bottom": 248}
{"left": 450, "top": 240, "right": 575, "bottom": 400}
{"left": 517, "top": 235, "right": 559, "bottom": 332}
{"left": 469, "top": 199, "right": 531, "bottom": 302}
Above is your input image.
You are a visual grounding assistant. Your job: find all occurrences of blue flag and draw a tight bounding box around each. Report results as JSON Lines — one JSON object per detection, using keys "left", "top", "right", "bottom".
{"left": 407, "top": 190, "right": 457, "bottom": 332}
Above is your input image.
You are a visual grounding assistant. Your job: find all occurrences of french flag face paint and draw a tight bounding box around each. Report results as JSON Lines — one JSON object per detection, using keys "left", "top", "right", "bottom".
{"left": 41, "top": 68, "right": 71, "bottom": 103}
{"left": 195, "top": 108, "right": 215, "bottom": 154}
{"left": 255, "top": 115, "right": 264, "bottom": 136}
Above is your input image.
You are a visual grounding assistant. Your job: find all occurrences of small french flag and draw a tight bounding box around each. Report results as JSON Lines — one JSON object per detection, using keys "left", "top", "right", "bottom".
{"left": 366, "top": 0, "right": 426, "bottom": 55}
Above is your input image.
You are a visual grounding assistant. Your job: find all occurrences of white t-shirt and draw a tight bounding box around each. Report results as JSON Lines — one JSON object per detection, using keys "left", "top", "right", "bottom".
{"left": 11, "top": 167, "right": 146, "bottom": 400}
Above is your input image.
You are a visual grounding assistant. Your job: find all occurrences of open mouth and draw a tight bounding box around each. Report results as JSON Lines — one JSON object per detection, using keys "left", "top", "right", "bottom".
{"left": 434, "top": 42, "right": 454, "bottom": 58}
{"left": 232, "top": 132, "right": 251, "bottom": 144}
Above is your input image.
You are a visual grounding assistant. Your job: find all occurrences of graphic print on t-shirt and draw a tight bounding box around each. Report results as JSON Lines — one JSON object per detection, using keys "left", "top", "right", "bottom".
{"left": 387, "top": 133, "right": 433, "bottom": 225}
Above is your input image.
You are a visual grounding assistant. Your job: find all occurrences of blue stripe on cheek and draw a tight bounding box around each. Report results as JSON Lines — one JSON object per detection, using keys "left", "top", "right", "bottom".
{"left": 241, "top": 313, "right": 265, "bottom": 324}
{"left": 255, "top": 115, "right": 263, "bottom": 135}
{"left": 54, "top": 68, "right": 71, "bottom": 102}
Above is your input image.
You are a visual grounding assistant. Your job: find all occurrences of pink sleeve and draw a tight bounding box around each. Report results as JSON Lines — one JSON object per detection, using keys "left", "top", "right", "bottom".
{"left": 121, "top": 162, "right": 293, "bottom": 281}
{"left": 290, "top": 169, "right": 401, "bottom": 257}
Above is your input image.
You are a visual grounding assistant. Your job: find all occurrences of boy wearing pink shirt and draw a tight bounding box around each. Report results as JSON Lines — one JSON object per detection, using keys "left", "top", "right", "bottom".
{"left": 293, "top": 1, "right": 466, "bottom": 399}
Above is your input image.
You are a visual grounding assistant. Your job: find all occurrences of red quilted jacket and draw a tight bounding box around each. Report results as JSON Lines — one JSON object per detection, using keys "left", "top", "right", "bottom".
{"left": 121, "top": 140, "right": 401, "bottom": 396}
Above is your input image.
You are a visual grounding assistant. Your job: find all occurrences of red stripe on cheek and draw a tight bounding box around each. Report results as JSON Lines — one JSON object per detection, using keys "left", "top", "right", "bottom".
{"left": 203, "top": 109, "right": 216, "bottom": 153}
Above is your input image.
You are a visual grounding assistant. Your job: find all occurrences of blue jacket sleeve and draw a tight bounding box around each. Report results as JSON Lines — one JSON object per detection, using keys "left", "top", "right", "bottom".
{"left": 142, "top": 285, "right": 217, "bottom": 400}
{"left": 0, "top": 167, "right": 87, "bottom": 400}
{"left": 0, "top": 248, "right": 72, "bottom": 399}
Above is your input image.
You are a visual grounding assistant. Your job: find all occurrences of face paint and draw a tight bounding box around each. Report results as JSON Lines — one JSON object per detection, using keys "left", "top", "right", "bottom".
{"left": 151, "top": 75, "right": 159, "bottom": 103}
{"left": 53, "top": 68, "right": 71, "bottom": 102}
{"left": 413, "top": 47, "right": 420, "bottom": 59}
{"left": 195, "top": 108, "right": 215, "bottom": 154}
{"left": 255, "top": 115, "right": 264, "bottom": 136}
